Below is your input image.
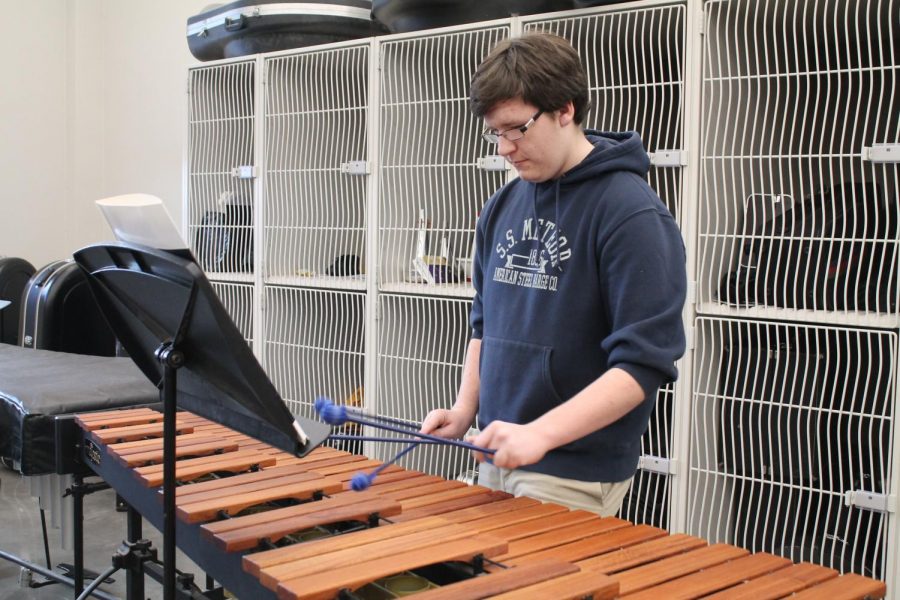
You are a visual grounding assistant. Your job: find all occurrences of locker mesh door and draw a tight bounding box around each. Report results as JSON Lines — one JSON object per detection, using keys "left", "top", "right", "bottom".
{"left": 264, "top": 45, "right": 370, "bottom": 290}
{"left": 264, "top": 286, "right": 366, "bottom": 454}
{"left": 690, "top": 317, "right": 895, "bottom": 579}
{"left": 698, "top": 0, "right": 900, "bottom": 326}
{"left": 375, "top": 294, "right": 474, "bottom": 480}
{"left": 209, "top": 281, "right": 255, "bottom": 349}
{"left": 379, "top": 26, "right": 510, "bottom": 298}
{"left": 187, "top": 61, "right": 256, "bottom": 282}
{"left": 526, "top": 5, "right": 687, "bottom": 530}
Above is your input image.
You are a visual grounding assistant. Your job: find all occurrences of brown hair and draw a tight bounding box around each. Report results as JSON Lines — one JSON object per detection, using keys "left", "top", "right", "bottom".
{"left": 469, "top": 32, "right": 592, "bottom": 124}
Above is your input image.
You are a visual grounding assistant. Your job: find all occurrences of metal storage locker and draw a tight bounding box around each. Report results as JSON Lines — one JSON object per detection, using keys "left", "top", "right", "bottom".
{"left": 373, "top": 24, "right": 511, "bottom": 478}
{"left": 697, "top": 0, "right": 900, "bottom": 324}
{"left": 690, "top": 318, "right": 896, "bottom": 580}
{"left": 375, "top": 294, "right": 472, "bottom": 479}
{"left": 691, "top": 0, "right": 900, "bottom": 585}
{"left": 186, "top": 60, "right": 257, "bottom": 281}
{"left": 210, "top": 281, "right": 256, "bottom": 348}
{"left": 263, "top": 43, "right": 371, "bottom": 290}
{"left": 524, "top": 3, "right": 688, "bottom": 530}
{"left": 377, "top": 25, "right": 511, "bottom": 296}
{"left": 265, "top": 285, "right": 366, "bottom": 452}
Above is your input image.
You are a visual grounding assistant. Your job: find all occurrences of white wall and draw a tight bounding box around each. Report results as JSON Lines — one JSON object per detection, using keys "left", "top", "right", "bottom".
{"left": 0, "top": 1, "right": 70, "bottom": 269}
{"left": 0, "top": 0, "right": 209, "bottom": 269}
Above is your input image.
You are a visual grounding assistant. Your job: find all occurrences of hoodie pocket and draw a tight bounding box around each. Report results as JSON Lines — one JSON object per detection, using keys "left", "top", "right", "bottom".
{"left": 479, "top": 336, "right": 564, "bottom": 427}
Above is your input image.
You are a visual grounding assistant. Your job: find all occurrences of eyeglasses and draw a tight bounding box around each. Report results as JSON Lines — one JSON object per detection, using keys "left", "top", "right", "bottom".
{"left": 482, "top": 110, "right": 544, "bottom": 144}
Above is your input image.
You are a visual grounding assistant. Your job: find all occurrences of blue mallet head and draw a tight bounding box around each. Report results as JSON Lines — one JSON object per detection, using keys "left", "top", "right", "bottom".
{"left": 314, "top": 396, "right": 330, "bottom": 414}
{"left": 314, "top": 397, "right": 349, "bottom": 426}
{"left": 350, "top": 472, "right": 372, "bottom": 491}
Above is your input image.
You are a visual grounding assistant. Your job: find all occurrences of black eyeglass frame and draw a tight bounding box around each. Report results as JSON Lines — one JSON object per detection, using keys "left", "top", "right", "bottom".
{"left": 481, "top": 110, "right": 544, "bottom": 144}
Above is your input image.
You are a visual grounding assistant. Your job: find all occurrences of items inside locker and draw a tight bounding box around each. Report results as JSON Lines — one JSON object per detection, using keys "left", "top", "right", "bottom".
{"left": 717, "top": 182, "right": 897, "bottom": 313}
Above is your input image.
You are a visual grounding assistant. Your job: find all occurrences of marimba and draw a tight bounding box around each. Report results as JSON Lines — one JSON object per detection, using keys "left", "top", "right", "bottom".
{"left": 75, "top": 408, "right": 888, "bottom": 600}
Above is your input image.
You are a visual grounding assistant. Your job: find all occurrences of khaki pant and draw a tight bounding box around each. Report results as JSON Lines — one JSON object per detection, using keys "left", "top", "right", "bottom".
{"left": 478, "top": 462, "right": 633, "bottom": 517}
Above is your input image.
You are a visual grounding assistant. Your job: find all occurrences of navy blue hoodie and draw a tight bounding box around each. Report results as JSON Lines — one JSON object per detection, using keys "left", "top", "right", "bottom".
{"left": 471, "top": 130, "right": 686, "bottom": 482}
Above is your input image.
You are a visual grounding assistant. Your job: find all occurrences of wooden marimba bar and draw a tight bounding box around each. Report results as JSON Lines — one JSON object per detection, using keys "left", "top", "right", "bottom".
{"left": 75, "top": 408, "right": 888, "bottom": 600}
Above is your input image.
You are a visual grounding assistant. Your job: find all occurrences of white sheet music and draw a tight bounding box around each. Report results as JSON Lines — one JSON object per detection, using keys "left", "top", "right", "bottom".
{"left": 96, "top": 194, "right": 187, "bottom": 251}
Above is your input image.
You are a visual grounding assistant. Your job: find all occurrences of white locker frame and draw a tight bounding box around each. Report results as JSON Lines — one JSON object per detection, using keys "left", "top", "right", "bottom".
{"left": 183, "top": 0, "right": 899, "bottom": 590}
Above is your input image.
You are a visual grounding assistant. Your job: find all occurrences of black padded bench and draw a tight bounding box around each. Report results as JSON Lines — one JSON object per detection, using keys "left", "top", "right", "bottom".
{"left": 0, "top": 344, "right": 158, "bottom": 475}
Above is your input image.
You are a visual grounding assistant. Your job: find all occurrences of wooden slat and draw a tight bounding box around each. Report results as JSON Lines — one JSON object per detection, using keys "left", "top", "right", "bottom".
{"left": 214, "top": 495, "right": 403, "bottom": 553}
{"left": 788, "top": 573, "right": 887, "bottom": 599}
{"left": 700, "top": 562, "right": 839, "bottom": 600}
{"left": 243, "top": 516, "right": 452, "bottom": 577}
{"left": 119, "top": 440, "right": 239, "bottom": 467}
{"left": 202, "top": 490, "right": 393, "bottom": 537}
{"left": 509, "top": 524, "right": 667, "bottom": 567}
{"left": 176, "top": 476, "right": 343, "bottom": 524}
{"left": 576, "top": 533, "right": 707, "bottom": 573}
{"left": 440, "top": 496, "right": 541, "bottom": 523}
{"left": 460, "top": 502, "right": 570, "bottom": 532}
{"left": 488, "top": 569, "right": 619, "bottom": 600}
{"left": 258, "top": 520, "right": 491, "bottom": 590}
{"left": 398, "top": 484, "right": 494, "bottom": 510}
{"left": 75, "top": 407, "right": 159, "bottom": 425}
{"left": 483, "top": 509, "right": 601, "bottom": 541}
{"left": 306, "top": 458, "right": 385, "bottom": 476}
{"left": 135, "top": 450, "right": 277, "bottom": 486}
{"left": 613, "top": 544, "right": 749, "bottom": 595}
{"left": 275, "top": 454, "right": 367, "bottom": 470}
{"left": 76, "top": 412, "right": 163, "bottom": 430}
{"left": 625, "top": 552, "right": 792, "bottom": 599}
{"left": 175, "top": 471, "right": 323, "bottom": 506}
{"left": 337, "top": 473, "right": 443, "bottom": 495}
{"left": 411, "top": 559, "right": 579, "bottom": 600}
{"left": 174, "top": 464, "right": 313, "bottom": 498}
{"left": 109, "top": 433, "right": 226, "bottom": 454}
{"left": 90, "top": 422, "right": 192, "bottom": 444}
{"left": 381, "top": 490, "right": 512, "bottom": 522}
{"left": 378, "top": 479, "right": 467, "bottom": 500}
{"left": 275, "top": 535, "right": 508, "bottom": 600}
{"left": 339, "top": 468, "right": 423, "bottom": 490}
{"left": 493, "top": 517, "right": 632, "bottom": 562}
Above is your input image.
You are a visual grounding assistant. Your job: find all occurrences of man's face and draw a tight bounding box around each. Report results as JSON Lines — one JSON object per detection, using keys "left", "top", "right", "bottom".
{"left": 483, "top": 98, "right": 568, "bottom": 183}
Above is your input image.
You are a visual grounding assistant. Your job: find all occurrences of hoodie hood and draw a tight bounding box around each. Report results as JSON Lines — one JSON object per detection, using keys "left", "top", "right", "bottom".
{"left": 556, "top": 130, "right": 651, "bottom": 185}
{"left": 530, "top": 130, "right": 650, "bottom": 271}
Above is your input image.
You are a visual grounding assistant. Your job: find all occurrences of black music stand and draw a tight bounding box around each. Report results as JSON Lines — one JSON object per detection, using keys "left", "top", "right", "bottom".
{"left": 73, "top": 242, "right": 330, "bottom": 600}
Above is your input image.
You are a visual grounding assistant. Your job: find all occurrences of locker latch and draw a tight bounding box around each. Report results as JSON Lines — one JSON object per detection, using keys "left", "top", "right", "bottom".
{"left": 863, "top": 144, "right": 900, "bottom": 164}
{"left": 340, "top": 161, "right": 370, "bottom": 175}
{"left": 648, "top": 150, "right": 686, "bottom": 167}
{"left": 844, "top": 490, "right": 895, "bottom": 513}
{"left": 638, "top": 455, "right": 675, "bottom": 475}
{"left": 231, "top": 165, "right": 256, "bottom": 179}
{"left": 477, "top": 155, "right": 509, "bottom": 171}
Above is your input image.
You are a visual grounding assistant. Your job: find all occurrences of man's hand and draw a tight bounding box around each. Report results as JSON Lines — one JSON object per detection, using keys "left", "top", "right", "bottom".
{"left": 470, "top": 421, "right": 552, "bottom": 468}
{"left": 420, "top": 408, "right": 473, "bottom": 439}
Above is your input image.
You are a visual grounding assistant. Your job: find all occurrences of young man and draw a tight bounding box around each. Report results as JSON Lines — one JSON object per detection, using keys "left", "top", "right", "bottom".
{"left": 421, "top": 33, "right": 687, "bottom": 516}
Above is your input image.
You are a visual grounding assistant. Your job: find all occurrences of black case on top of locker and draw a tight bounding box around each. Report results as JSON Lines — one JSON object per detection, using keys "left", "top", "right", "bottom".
{"left": 19, "top": 260, "right": 117, "bottom": 357}
{"left": 371, "top": 0, "right": 572, "bottom": 33}
{"left": 0, "top": 257, "right": 35, "bottom": 345}
{"left": 187, "top": 0, "right": 389, "bottom": 61}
